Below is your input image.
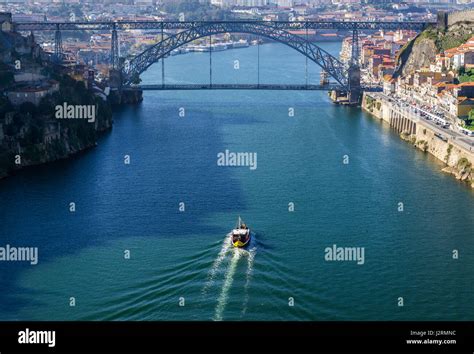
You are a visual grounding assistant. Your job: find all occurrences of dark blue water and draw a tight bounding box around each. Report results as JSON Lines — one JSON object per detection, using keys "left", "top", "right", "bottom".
{"left": 0, "top": 42, "right": 473, "bottom": 321}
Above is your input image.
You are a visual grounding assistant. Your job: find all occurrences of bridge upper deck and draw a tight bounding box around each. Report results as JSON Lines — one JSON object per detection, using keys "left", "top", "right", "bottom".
{"left": 14, "top": 20, "right": 433, "bottom": 32}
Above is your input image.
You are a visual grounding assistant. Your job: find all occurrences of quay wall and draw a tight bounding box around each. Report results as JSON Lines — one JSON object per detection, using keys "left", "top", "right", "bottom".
{"left": 361, "top": 92, "right": 474, "bottom": 188}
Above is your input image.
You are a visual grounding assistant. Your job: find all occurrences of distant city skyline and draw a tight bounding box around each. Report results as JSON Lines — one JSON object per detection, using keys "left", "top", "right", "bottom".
{"left": 1, "top": 0, "right": 474, "bottom": 6}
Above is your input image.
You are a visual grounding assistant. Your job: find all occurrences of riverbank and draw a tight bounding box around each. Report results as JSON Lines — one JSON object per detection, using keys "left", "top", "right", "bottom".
{"left": 361, "top": 91, "right": 474, "bottom": 189}
{"left": 0, "top": 115, "right": 113, "bottom": 181}
{"left": 0, "top": 77, "right": 114, "bottom": 181}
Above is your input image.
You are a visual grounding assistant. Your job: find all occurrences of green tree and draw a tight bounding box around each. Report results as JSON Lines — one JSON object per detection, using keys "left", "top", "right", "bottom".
{"left": 459, "top": 69, "right": 474, "bottom": 83}
{"left": 468, "top": 109, "right": 474, "bottom": 123}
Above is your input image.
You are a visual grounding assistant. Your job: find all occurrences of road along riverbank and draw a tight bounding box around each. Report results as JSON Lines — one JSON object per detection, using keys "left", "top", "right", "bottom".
{"left": 362, "top": 92, "right": 474, "bottom": 189}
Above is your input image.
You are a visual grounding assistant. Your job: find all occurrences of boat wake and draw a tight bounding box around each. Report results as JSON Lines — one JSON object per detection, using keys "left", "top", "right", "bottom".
{"left": 241, "top": 242, "right": 256, "bottom": 316}
{"left": 214, "top": 247, "right": 242, "bottom": 321}
{"left": 202, "top": 234, "right": 233, "bottom": 295}
{"left": 203, "top": 233, "right": 257, "bottom": 321}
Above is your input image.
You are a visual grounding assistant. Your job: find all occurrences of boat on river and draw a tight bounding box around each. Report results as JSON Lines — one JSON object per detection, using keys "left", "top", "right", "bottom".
{"left": 231, "top": 216, "right": 251, "bottom": 248}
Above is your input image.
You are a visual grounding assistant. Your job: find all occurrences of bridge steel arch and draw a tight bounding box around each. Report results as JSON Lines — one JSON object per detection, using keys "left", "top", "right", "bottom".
{"left": 123, "top": 22, "right": 349, "bottom": 89}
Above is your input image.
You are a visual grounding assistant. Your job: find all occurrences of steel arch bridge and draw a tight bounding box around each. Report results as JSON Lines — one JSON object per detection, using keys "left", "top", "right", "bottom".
{"left": 12, "top": 18, "right": 433, "bottom": 100}
{"left": 122, "top": 22, "right": 349, "bottom": 89}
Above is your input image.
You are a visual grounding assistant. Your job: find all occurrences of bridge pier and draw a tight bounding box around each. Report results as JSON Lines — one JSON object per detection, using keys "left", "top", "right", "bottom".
{"left": 348, "top": 65, "right": 361, "bottom": 105}
{"left": 347, "top": 28, "right": 361, "bottom": 105}
{"left": 329, "top": 65, "right": 361, "bottom": 105}
{"left": 111, "top": 23, "right": 119, "bottom": 69}
{"left": 109, "top": 68, "right": 122, "bottom": 89}
{"left": 53, "top": 24, "right": 63, "bottom": 63}
{"left": 108, "top": 68, "right": 142, "bottom": 104}
{"left": 351, "top": 29, "right": 359, "bottom": 67}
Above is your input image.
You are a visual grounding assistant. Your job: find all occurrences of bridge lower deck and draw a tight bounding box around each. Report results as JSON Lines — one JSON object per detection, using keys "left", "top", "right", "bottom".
{"left": 126, "top": 84, "right": 343, "bottom": 91}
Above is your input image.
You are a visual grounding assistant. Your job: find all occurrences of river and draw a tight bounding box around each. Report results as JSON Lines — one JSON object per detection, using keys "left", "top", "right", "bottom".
{"left": 0, "top": 42, "right": 473, "bottom": 321}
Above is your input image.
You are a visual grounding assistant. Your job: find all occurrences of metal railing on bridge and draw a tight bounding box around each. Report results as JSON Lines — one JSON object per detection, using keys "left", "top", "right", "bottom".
{"left": 14, "top": 20, "right": 433, "bottom": 32}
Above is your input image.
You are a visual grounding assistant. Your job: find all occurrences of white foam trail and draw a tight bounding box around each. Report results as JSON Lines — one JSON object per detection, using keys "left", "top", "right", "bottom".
{"left": 202, "top": 234, "right": 232, "bottom": 295}
{"left": 241, "top": 243, "right": 257, "bottom": 316}
{"left": 214, "top": 249, "right": 242, "bottom": 321}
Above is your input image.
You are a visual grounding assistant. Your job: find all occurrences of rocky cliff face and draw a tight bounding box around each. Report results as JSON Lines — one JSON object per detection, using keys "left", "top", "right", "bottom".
{"left": 0, "top": 101, "right": 113, "bottom": 179}
{"left": 396, "top": 35, "right": 438, "bottom": 77}
{"left": 395, "top": 22, "right": 474, "bottom": 77}
{"left": 442, "top": 158, "right": 473, "bottom": 187}
{"left": 413, "top": 123, "right": 474, "bottom": 188}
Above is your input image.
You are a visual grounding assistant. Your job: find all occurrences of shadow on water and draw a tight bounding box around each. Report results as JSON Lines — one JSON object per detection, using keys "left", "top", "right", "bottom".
{"left": 0, "top": 97, "right": 263, "bottom": 318}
